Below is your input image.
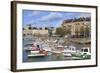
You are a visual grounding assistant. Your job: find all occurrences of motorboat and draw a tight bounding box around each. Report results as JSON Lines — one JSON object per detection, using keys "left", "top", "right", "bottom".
{"left": 28, "top": 53, "right": 45, "bottom": 57}
{"left": 43, "top": 47, "right": 51, "bottom": 52}
{"left": 30, "top": 50, "right": 40, "bottom": 54}
{"left": 52, "top": 50, "right": 61, "bottom": 54}
{"left": 80, "top": 47, "right": 91, "bottom": 55}
{"left": 62, "top": 45, "right": 76, "bottom": 56}
{"left": 57, "top": 45, "right": 64, "bottom": 51}
{"left": 68, "top": 46, "right": 76, "bottom": 54}
{"left": 62, "top": 52, "right": 72, "bottom": 57}
{"left": 71, "top": 47, "right": 91, "bottom": 59}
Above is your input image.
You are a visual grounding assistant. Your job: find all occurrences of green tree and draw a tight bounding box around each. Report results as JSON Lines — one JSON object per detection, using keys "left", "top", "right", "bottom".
{"left": 48, "top": 27, "right": 53, "bottom": 37}
{"left": 80, "top": 26, "right": 84, "bottom": 38}
{"left": 75, "top": 28, "right": 79, "bottom": 38}
{"left": 84, "top": 26, "right": 90, "bottom": 37}
{"left": 66, "top": 28, "right": 71, "bottom": 35}
{"left": 28, "top": 24, "right": 32, "bottom": 30}
{"left": 55, "top": 27, "right": 67, "bottom": 37}
{"left": 23, "top": 27, "right": 25, "bottom": 30}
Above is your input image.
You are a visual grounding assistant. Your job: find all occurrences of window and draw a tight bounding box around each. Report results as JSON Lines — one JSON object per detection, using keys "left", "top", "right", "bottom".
{"left": 84, "top": 49, "right": 88, "bottom": 52}
{"left": 72, "top": 48, "right": 75, "bottom": 51}
{"left": 81, "top": 49, "right": 84, "bottom": 52}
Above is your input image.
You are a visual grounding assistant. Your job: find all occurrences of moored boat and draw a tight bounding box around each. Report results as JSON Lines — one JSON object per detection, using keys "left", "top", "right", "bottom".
{"left": 28, "top": 53, "right": 46, "bottom": 57}
{"left": 62, "top": 52, "right": 72, "bottom": 57}
{"left": 52, "top": 50, "right": 62, "bottom": 54}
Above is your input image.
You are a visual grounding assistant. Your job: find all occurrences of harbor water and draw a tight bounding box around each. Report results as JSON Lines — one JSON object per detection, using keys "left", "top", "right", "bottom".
{"left": 23, "top": 36, "right": 91, "bottom": 62}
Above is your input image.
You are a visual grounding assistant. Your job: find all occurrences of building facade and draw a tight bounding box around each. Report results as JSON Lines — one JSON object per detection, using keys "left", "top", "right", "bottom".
{"left": 61, "top": 17, "right": 91, "bottom": 37}
{"left": 23, "top": 26, "right": 56, "bottom": 36}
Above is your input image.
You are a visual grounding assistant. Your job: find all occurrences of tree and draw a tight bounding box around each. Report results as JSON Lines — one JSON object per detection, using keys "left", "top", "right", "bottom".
{"left": 80, "top": 26, "right": 84, "bottom": 38}
{"left": 84, "top": 26, "right": 90, "bottom": 38}
{"left": 66, "top": 28, "right": 71, "bottom": 35}
{"left": 28, "top": 24, "right": 32, "bottom": 30}
{"left": 55, "top": 27, "right": 67, "bottom": 37}
{"left": 23, "top": 27, "right": 25, "bottom": 30}
{"left": 75, "top": 29, "right": 79, "bottom": 38}
{"left": 48, "top": 27, "right": 53, "bottom": 37}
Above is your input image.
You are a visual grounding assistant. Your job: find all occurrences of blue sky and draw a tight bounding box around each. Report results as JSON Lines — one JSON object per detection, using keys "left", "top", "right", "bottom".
{"left": 22, "top": 10, "right": 91, "bottom": 28}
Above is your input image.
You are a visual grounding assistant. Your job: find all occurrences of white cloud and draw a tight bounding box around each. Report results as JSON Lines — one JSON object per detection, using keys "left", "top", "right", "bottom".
{"left": 26, "top": 20, "right": 34, "bottom": 24}
{"left": 39, "top": 12, "right": 64, "bottom": 21}
{"left": 77, "top": 13, "right": 91, "bottom": 18}
{"left": 28, "top": 11, "right": 42, "bottom": 16}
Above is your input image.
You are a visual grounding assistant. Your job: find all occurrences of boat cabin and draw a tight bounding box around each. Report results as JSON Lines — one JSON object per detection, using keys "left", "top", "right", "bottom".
{"left": 64, "top": 46, "right": 76, "bottom": 54}
{"left": 80, "top": 47, "right": 91, "bottom": 55}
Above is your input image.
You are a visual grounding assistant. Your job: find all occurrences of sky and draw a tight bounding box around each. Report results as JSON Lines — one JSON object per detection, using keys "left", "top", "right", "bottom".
{"left": 22, "top": 10, "right": 91, "bottom": 28}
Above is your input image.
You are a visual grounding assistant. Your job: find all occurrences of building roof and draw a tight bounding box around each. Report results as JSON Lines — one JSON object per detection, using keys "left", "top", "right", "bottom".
{"left": 62, "top": 17, "right": 91, "bottom": 24}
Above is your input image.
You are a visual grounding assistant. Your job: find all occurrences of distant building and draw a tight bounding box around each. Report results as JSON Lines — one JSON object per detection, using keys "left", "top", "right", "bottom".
{"left": 23, "top": 25, "right": 56, "bottom": 36}
{"left": 23, "top": 25, "right": 33, "bottom": 36}
{"left": 61, "top": 17, "right": 91, "bottom": 37}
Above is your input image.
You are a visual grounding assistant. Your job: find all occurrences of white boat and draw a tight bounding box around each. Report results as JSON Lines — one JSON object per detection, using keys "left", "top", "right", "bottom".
{"left": 30, "top": 50, "right": 40, "bottom": 54}
{"left": 52, "top": 50, "right": 61, "bottom": 54}
{"left": 62, "top": 49, "right": 72, "bottom": 56}
{"left": 43, "top": 47, "right": 51, "bottom": 51}
{"left": 62, "top": 46, "right": 76, "bottom": 56}
{"left": 64, "top": 46, "right": 68, "bottom": 48}
{"left": 62, "top": 52, "right": 72, "bottom": 57}
{"left": 57, "top": 45, "right": 63, "bottom": 48}
{"left": 68, "top": 46, "right": 76, "bottom": 54}
{"left": 28, "top": 53, "right": 45, "bottom": 57}
{"left": 80, "top": 47, "right": 91, "bottom": 55}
